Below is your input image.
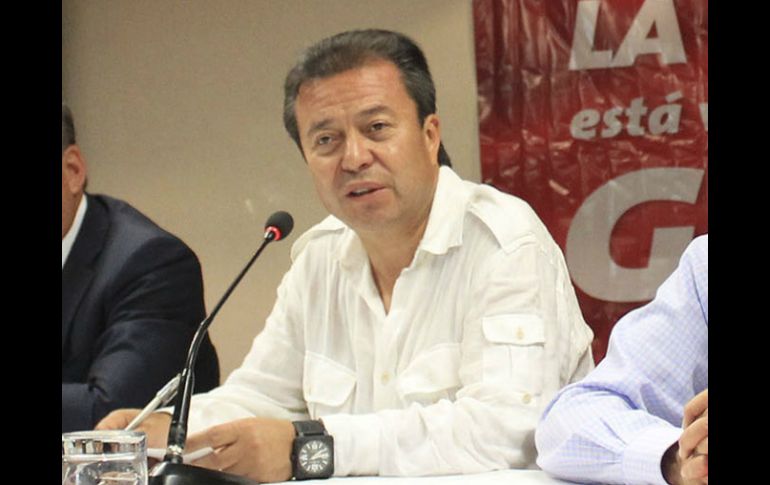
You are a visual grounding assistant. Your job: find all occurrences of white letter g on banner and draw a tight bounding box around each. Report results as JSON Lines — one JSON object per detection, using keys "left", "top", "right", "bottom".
{"left": 566, "top": 167, "right": 704, "bottom": 302}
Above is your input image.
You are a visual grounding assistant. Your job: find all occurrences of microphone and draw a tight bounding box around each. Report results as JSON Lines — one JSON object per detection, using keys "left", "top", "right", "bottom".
{"left": 149, "top": 211, "right": 294, "bottom": 485}
{"left": 263, "top": 210, "right": 293, "bottom": 242}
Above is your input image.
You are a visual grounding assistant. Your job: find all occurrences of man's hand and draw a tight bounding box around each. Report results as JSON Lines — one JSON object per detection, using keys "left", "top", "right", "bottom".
{"left": 187, "top": 417, "right": 296, "bottom": 483}
{"left": 679, "top": 389, "right": 708, "bottom": 482}
{"left": 95, "top": 409, "right": 172, "bottom": 449}
{"left": 662, "top": 389, "right": 708, "bottom": 485}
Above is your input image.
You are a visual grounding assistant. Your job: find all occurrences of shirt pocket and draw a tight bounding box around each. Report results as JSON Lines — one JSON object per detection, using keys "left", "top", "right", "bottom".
{"left": 396, "top": 343, "right": 461, "bottom": 406}
{"left": 303, "top": 351, "right": 357, "bottom": 419}
{"left": 482, "top": 314, "right": 545, "bottom": 395}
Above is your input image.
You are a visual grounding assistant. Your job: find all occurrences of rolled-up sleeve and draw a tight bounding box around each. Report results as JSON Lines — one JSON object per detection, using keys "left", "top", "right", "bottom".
{"left": 184, "top": 269, "right": 310, "bottom": 433}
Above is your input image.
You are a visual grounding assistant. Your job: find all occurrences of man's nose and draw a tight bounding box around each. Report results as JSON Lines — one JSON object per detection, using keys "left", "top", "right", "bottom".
{"left": 341, "top": 132, "right": 374, "bottom": 172}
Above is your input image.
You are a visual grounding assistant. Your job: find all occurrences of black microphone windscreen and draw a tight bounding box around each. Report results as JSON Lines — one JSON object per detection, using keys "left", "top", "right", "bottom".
{"left": 265, "top": 211, "right": 294, "bottom": 241}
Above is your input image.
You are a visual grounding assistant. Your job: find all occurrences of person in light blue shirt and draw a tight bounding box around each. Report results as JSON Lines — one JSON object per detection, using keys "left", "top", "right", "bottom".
{"left": 535, "top": 235, "right": 708, "bottom": 485}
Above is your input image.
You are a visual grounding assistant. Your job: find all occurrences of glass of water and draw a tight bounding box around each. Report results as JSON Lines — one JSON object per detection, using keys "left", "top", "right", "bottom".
{"left": 62, "top": 430, "right": 148, "bottom": 485}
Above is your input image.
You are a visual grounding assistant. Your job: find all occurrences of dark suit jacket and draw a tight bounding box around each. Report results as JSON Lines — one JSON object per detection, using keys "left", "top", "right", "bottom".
{"left": 62, "top": 194, "right": 220, "bottom": 432}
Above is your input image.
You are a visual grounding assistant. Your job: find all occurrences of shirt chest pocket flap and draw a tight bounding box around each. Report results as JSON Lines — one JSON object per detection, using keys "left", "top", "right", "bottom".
{"left": 303, "top": 352, "right": 357, "bottom": 417}
{"left": 482, "top": 314, "right": 546, "bottom": 394}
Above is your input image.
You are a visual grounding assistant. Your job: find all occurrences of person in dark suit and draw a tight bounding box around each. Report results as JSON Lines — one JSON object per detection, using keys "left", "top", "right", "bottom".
{"left": 62, "top": 102, "right": 220, "bottom": 432}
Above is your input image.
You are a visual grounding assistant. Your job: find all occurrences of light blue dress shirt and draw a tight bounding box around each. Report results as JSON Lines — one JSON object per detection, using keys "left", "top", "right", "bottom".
{"left": 535, "top": 235, "right": 708, "bottom": 484}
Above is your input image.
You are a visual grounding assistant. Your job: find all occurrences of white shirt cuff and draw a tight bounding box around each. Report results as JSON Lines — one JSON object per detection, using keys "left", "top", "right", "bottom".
{"left": 322, "top": 413, "right": 382, "bottom": 476}
{"left": 622, "top": 425, "right": 682, "bottom": 485}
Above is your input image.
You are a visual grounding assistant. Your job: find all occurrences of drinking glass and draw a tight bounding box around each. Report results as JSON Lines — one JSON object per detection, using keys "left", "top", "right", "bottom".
{"left": 62, "top": 430, "right": 148, "bottom": 485}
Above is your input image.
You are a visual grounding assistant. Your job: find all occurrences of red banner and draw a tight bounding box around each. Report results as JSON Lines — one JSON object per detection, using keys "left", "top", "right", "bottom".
{"left": 473, "top": 0, "right": 708, "bottom": 361}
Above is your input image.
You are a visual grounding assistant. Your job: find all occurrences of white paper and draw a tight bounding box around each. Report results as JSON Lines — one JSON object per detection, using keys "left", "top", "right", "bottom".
{"left": 147, "top": 446, "right": 214, "bottom": 463}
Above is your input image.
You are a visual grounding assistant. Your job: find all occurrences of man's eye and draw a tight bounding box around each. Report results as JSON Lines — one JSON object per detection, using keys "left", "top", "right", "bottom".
{"left": 369, "top": 122, "right": 387, "bottom": 132}
{"left": 316, "top": 135, "right": 333, "bottom": 146}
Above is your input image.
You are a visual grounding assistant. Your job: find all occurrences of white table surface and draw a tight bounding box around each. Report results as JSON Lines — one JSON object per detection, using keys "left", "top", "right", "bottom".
{"left": 275, "top": 470, "right": 580, "bottom": 484}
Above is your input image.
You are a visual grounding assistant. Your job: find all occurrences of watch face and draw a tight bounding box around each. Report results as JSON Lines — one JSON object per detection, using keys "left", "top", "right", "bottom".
{"left": 298, "top": 439, "right": 331, "bottom": 475}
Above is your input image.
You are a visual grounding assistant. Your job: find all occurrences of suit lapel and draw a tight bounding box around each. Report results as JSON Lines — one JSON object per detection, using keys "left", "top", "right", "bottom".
{"left": 62, "top": 195, "right": 110, "bottom": 354}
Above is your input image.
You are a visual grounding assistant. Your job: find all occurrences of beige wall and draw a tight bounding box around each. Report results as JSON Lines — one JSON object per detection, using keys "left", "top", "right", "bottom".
{"left": 62, "top": 0, "right": 480, "bottom": 381}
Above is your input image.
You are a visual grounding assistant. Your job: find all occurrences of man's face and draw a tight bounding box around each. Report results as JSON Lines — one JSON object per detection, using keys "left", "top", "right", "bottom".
{"left": 294, "top": 59, "right": 441, "bottom": 237}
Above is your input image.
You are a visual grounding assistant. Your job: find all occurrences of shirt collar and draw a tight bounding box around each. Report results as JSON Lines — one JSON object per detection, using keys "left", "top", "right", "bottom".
{"left": 62, "top": 194, "right": 88, "bottom": 268}
{"left": 336, "top": 166, "right": 469, "bottom": 268}
{"left": 417, "top": 166, "right": 468, "bottom": 256}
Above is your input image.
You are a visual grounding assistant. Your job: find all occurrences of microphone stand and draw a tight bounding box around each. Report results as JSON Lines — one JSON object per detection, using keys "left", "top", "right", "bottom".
{"left": 149, "top": 228, "right": 284, "bottom": 485}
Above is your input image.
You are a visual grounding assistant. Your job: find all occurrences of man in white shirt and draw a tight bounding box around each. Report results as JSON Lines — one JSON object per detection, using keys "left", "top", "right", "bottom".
{"left": 98, "top": 29, "right": 594, "bottom": 482}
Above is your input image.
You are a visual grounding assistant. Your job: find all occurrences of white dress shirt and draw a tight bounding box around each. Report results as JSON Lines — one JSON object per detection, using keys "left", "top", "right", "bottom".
{"left": 186, "top": 167, "right": 594, "bottom": 476}
{"left": 62, "top": 194, "right": 87, "bottom": 268}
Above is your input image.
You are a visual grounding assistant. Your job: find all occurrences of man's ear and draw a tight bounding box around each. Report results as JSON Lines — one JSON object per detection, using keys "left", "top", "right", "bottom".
{"left": 62, "top": 145, "right": 87, "bottom": 195}
{"left": 422, "top": 114, "right": 441, "bottom": 165}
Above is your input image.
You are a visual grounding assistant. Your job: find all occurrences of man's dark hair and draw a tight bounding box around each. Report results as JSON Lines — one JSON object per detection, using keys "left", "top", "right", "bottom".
{"left": 62, "top": 101, "right": 76, "bottom": 153}
{"left": 283, "top": 29, "right": 451, "bottom": 167}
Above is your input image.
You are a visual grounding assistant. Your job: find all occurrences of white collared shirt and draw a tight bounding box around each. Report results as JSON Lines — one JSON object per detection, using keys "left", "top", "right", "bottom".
{"left": 187, "top": 167, "right": 594, "bottom": 476}
{"left": 62, "top": 195, "right": 88, "bottom": 268}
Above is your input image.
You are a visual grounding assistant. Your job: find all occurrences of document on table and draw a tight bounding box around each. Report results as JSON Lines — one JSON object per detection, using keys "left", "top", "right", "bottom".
{"left": 147, "top": 446, "right": 214, "bottom": 463}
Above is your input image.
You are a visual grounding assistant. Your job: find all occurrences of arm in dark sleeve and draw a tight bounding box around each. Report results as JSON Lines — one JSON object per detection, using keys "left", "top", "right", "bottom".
{"left": 62, "top": 236, "right": 219, "bottom": 432}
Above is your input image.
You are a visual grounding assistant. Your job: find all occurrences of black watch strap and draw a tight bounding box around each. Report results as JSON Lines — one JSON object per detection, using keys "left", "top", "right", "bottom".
{"left": 293, "top": 420, "right": 327, "bottom": 436}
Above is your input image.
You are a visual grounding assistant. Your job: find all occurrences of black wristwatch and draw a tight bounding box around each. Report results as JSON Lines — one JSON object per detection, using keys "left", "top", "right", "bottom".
{"left": 291, "top": 420, "right": 334, "bottom": 480}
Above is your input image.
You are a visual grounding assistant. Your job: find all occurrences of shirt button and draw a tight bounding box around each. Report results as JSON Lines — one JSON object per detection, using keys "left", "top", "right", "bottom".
{"left": 380, "top": 372, "right": 391, "bottom": 385}
{"left": 516, "top": 327, "right": 525, "bottom": 341}
{"left": 522, "top": 393, "right": 532, "bottom": 405}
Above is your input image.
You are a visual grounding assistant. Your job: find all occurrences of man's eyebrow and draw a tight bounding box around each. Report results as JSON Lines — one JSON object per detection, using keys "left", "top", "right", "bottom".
{"left": 357, "top": 105, "right": 395, "bottom": 119}
{"left": 305, "top": 118, "right": 334, "bottom": 139}
{"left": 304, "top": 105, "right": 396, "bottom": 138}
